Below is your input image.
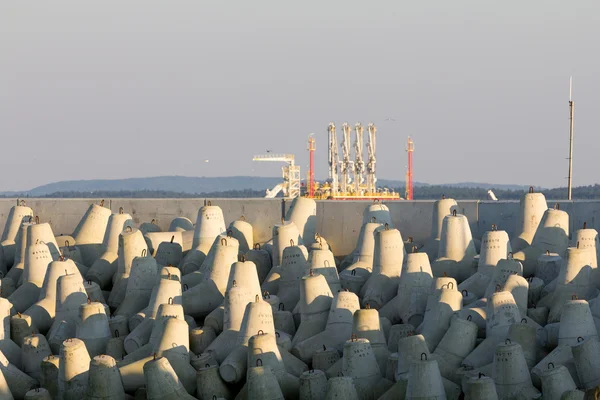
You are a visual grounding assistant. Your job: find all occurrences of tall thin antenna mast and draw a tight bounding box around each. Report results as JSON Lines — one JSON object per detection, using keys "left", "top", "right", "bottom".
{"left": 567, "top": 77, "right": 575, "bottom": 200}
{"left": 405, "top": 137, "right": 414, "bottom": 200}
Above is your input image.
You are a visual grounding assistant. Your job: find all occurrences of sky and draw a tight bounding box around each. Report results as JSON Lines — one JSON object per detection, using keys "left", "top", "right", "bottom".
{"left": 1, "top": 1, "right": 599, "bottom": 191}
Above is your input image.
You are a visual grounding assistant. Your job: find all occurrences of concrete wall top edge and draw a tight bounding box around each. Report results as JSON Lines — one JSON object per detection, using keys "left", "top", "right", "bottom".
{"left": 4, "top": 198, "right": 600, "bottom": 257}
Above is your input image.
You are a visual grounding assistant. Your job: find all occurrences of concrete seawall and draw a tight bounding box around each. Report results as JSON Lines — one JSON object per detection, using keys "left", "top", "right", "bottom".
{"left": 0, "top": 198, "right": 593, "bottom": 257}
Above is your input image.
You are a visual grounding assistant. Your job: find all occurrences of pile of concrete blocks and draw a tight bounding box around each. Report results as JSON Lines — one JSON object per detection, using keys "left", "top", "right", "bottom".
{"left": 0, "top": 191, "right": 598, "bottom": 399}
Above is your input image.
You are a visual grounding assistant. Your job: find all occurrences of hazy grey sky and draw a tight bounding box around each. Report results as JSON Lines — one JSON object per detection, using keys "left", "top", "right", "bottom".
{"left": 1, "top": 1, "right": 599, "bottom": 191}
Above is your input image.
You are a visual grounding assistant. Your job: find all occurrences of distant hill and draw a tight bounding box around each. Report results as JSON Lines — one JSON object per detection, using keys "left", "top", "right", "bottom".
{"left": 4, "top": 176, "right": 282, "bottom": 196}
{"left": 0, "top": 175, "right": 546, "bottom": 197}
{"left": 21, "top": 189, "right": 267, "bottom": 199}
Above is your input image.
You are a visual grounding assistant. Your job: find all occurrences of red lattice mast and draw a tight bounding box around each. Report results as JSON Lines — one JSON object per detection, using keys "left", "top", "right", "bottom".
{"left": 308, "top": 136, "right": 316, "bottom": 197}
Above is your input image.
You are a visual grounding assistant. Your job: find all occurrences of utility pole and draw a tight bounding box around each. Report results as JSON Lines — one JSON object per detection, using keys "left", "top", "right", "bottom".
{"left": 567, "top": 77, "right": 575, "bottom": 200}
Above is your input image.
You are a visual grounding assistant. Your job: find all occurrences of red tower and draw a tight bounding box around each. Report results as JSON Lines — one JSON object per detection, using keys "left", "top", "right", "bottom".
{"left": 405, "top": 137, "right": 414, "bottom": 200}
{"left": 308, "top": 136, "right": 316, "bottom": 197}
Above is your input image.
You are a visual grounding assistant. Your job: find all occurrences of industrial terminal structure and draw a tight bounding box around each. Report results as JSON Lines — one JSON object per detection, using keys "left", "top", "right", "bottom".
{"left": 252, "top": 153, "right": 301, "bottom": 199}
{"left": 255, "top": 122, "right": 406, "bottom": 200}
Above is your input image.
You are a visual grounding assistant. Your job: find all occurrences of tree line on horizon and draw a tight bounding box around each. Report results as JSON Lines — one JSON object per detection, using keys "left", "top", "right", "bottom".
{"left": 3, "top": 184, "right": 600, "bottom": 200}
{"left": 399, "top": 184, "right": 600, "bottom": 200}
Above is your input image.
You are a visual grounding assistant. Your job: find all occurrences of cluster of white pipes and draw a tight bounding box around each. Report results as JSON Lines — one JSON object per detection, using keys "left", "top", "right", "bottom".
{"left": 0, "top": 190, "right": 597, "bottom": 399}
{"left": 327, "top": 122, "right": 377, "bottom": 195}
